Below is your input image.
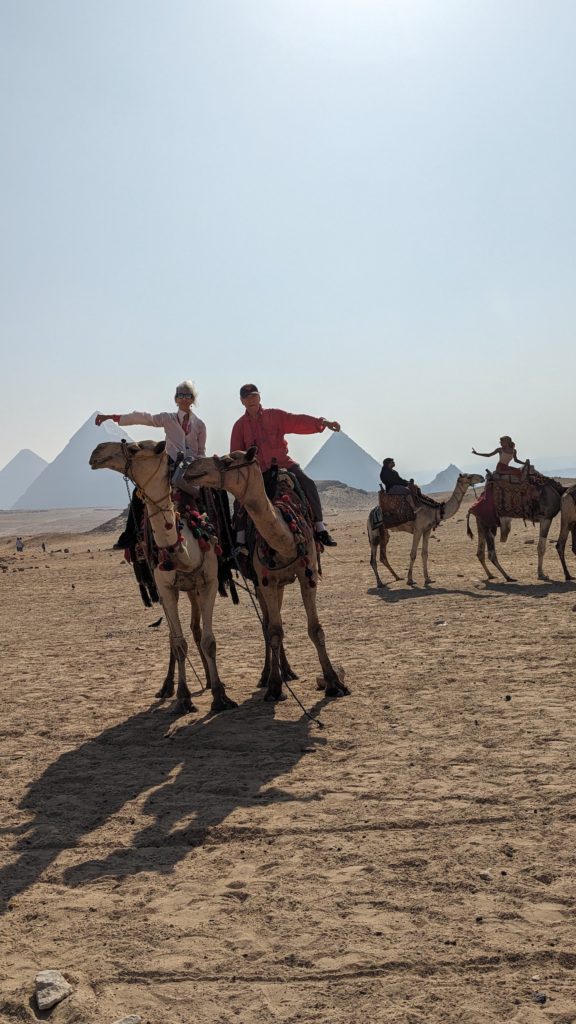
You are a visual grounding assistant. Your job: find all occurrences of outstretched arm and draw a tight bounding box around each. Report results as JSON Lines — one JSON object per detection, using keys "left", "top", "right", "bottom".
{"left": 320, "top": 418, "right": 340, "bottom": 432}
{"left": 472, "top": 447, "right": 500, "bottom": 458}
{"left": 513, "top": 450, "right": 526, "bottom": 465}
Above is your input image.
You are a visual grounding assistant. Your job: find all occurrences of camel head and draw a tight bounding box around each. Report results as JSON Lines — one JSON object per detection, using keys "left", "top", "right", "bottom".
{"left": 89, "top": 440, "right": 168, "bottom": 485}
{"left": 177, "top": 446, "right": 259, "bottom": 492}
{"left": 458, "top": 473, "right": 484, "bottom": 489}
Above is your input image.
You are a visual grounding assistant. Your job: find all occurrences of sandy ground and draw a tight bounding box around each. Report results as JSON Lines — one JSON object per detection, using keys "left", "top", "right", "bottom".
{"left": 0, "top": 509, "right": 123, "bottom": 539}
{"left": 1, "top": 496, "right": 576, "bottom": 1024}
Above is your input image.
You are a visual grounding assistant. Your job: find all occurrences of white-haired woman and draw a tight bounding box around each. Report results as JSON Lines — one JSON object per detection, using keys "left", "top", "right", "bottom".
{"left": 95, "top": 380, "right": 206, "bottom": 464}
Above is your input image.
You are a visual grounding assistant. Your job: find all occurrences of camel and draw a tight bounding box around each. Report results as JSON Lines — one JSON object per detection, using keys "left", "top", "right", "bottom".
{"left": 555, "top": 484, "right": 576, "bottom": 581}
{"left": 467, "top": 478, "right": 566, "bottom": 582}
{"left": 177, "top": 448, "right": 349, "bottom": 703}
{"left": 89, "top": 439, "right": 237, "bottom": 715}
{"left": 367, "top": 474, "right": 484, "bottom": 587}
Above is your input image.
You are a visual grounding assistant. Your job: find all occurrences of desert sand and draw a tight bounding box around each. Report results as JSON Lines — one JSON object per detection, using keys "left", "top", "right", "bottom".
{"left": 1, "top": 493, "right": 576, "bottom": 1023}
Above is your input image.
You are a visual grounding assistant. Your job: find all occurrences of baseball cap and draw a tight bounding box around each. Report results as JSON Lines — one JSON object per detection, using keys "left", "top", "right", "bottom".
{"left": 240, "top": 384, "right": 260, "bottom": 398}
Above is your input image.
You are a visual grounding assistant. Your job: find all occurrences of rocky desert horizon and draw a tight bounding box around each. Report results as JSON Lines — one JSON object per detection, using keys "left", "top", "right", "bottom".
{"left": 1, "top": 492, "right": 576, "bottom": 1023}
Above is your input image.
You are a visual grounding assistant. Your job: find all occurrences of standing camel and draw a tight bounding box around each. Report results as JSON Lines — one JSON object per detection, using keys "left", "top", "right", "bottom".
{"left": 467, "top": 479, "right": 566, "bottom": 582}
{"left": 89, "top": 439, "right": 237, "bottom": 715}
{"left": 367, "top": 474, "right": 483, "bottom": 588}
{"left": 555, "top": 484, "right": 576, "bottom": 581}
{"left": 178, "top": 448, "right": 349, "bottom": 703}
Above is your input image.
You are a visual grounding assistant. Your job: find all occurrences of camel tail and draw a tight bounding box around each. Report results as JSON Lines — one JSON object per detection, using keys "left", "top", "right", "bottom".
{"left": 571, "top": 523, "right": 576, "bottom": 557}
{"left": 466, "top": 510, "right": 475, "bottom": 540}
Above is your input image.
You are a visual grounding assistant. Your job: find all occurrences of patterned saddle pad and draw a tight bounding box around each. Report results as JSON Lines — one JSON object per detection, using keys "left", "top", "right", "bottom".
{"left": 377, "top": 491, "right": 416, "bottom": 527}
{"left": 491, "top": 473, "right": 541, "bottom": 520}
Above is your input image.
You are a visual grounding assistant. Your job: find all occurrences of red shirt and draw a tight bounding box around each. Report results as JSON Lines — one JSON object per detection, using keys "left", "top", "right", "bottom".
{"left": 230, "top": 407, "right": 326, "bottom": 472}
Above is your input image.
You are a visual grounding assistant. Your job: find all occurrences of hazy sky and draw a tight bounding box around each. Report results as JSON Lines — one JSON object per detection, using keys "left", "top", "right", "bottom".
{"left": 1, "top": 0, "right": 575, "bottom": 476}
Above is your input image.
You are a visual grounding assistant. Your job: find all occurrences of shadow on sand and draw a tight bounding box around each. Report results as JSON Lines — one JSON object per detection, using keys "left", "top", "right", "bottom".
{"left": 0, "top": 693, "right": 327, "bottom": 911}
{"left": 368, "top": 578, "right": 575, "bottom": 603}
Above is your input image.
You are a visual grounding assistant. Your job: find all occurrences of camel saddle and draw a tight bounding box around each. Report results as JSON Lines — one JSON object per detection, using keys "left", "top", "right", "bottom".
{"left": 377, "top": 491, "right": 416, "bottom": 527}
{"left": 488, "top": 468, "right": 546, "bottom": 521}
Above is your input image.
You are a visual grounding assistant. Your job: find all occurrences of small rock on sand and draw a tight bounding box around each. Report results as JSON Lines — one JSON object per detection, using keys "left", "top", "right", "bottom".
{"left": 35, "top": 969, "right": 73, "bottom": 1010}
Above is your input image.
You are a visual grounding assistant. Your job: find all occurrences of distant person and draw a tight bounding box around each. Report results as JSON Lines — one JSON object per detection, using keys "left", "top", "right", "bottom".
{"left": 472, "top": 436, "right": 527, "bottom": 478}
{"left": 230, "top": 383, "right": 340, "bottom": 546}
{"left": 95, "top": 380, "right": 206, "bottom": 466}
{"left": 41, "top": 541, "right": 46, "bottom": 553}
{"left": 15, "top": 536, "right": 24, "bottom": 552}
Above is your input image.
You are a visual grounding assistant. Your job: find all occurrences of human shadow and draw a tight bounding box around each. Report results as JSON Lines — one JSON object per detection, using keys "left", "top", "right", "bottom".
{"left": 0, "top": 693, "right": 326, "bottom": 911}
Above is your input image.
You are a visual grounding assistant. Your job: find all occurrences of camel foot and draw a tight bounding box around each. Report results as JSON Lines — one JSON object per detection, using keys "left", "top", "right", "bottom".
{"left": 155, "top": 681, "right": 175, "bottom": 700}
{"left": 210, "top": 694, "right": 238, "bottom": 714}
{"left": 174, "top": 696, "right": 198, "bottom": 716}
{"left": 505, "top": 576, "right": 517, "bottom": 583}
{"left": 406, "top": 579, "right": 416, "bottom": 587}
{"left": 263, "top": 687, "right": 287, "bottom": 703}
{"left": 282, "top": 668, "right": 299, "bottom": 682}
{"left": 424, "top": 578, "right": 435, "bottom": 587}
{"left": 325, "top": 681, "right": 351, "bottom": 698}
{"left": 538, "top": 573, "right": 550, "bottom": 582}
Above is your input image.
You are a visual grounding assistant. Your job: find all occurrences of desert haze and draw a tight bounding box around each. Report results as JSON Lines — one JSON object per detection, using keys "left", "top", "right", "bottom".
{"left": 1, "top": 492, "right": 576, "bottom": 1023}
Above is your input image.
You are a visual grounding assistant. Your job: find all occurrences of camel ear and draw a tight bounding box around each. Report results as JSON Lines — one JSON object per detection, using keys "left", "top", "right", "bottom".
{"left": 154, "top": 441, "right": 166, "bottom": 455}
{"left": 245, "top": 445, "right": 258, "bottom": 463}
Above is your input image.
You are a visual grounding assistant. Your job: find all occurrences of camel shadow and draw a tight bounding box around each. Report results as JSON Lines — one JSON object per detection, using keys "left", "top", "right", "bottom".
{"left": 480, "top": 579, "right": 576, "bottom": 599}
{"left": 367, "top": 585, "right": 488, "bottom": 603}
{"left": 0, "top": 693, "right": 326, "bottom": 911}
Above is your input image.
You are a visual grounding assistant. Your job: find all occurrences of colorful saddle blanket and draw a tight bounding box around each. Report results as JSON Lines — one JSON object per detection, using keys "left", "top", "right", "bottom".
{"left": 377, "top": 491, "right": 416, "bottom": 527}
{"left": 488, "top": 468, "right": 562, "bottom": 520}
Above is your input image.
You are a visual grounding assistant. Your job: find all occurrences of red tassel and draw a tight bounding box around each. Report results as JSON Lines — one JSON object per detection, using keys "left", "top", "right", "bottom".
{"left": 214, "top": 544, "right": 223, "bottom": 556}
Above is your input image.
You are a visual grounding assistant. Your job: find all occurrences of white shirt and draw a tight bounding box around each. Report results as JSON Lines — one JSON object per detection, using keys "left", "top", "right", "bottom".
{"left": 118, "top": 410, "right": 207, "bottom": 462}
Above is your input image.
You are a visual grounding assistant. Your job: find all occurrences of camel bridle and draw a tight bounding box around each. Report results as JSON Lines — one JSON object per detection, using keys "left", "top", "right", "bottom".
{"left": 120, "top": 442, "right": 174, "bottom": 526}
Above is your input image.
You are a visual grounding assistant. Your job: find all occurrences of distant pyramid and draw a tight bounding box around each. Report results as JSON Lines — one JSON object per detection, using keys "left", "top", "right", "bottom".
{"left": 422, "top": 464, "right": 462, "bottom": 495}
{"left": 12, "top": 414, "right": 133, "bottom": 510}
{"left": 0, "top": 449, "right": 48, "bottom": 509}
{"left": 304, "top": 431, "right": 381, "bottom": 491}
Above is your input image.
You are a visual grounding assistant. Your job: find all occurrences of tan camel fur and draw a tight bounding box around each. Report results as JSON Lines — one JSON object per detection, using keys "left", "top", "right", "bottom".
{"left": 89, "top": 440, "right": 237, "bottom": 715}
{"left": 467, "top": 479, "right": 566, "bottom": 582}
{"left": 555, "top": 484, "right": 576, "bottom": 581}
{"left": 367, "top": 474, "right": 484, "bottom": 587}
{"left": 178, "top": 448, "right": 349, "bottom": 703}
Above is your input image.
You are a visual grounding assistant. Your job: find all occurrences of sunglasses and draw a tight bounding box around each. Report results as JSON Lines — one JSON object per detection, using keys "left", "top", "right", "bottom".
{"left": 175, "top": 393, "right": 193, "bottom": 399}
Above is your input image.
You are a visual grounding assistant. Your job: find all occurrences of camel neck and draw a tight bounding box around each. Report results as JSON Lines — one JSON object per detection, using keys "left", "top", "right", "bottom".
{"left": 443, "top": 480, "right": 468, "bottom": 519}
{"left": 234, "top": 466, "right": 295, "bottom": 558}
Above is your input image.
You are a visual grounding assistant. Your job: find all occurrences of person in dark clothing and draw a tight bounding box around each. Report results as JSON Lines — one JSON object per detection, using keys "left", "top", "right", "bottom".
{"left": 380, "top": 458, "right": 412, "bottom": 494}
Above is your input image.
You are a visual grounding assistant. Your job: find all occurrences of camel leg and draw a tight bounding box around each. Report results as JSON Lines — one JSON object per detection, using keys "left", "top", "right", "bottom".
{"left": 257, "top": 588, "right": 297, "bottom": 687}
{"left": 197, "top": 578, "right": 238, "bottom": 714}
{"left": 298, "top": 576, "right": 350, "bottom": 699}
{"left": 379, "top": 527, "right": 401, "bottom": 582}
{"left": 259, "top": 585, "right": 287, "bottom": 702}
{"left": 500, "top": 518, "right": 512, "bottom": 543}
{"left": 555, "top": 524, "right": 574, "bottom": 581}
{"left": 537, "top": 519, "right": 553, "bottom": 581}
{"left": 421, "top": 528, "right": 434, "bottom": 585}
{"left": 407, "top": 526, "right": 423, "bottom": 586}
{"left": 474, "top": 522, "right": 497, "bottom": 580}
{"left": 368, "top": 524, "right": 386, "bottom": 588}
{"left": 157, "top": 583, "right": 197, "bottom": 714}
{"left": 485, "top": 528, "right": 516, "bottom": 582}
{"left": 188, "top": 593, "right": 212, "bottom": 688}
{"left": 155, "top": 650, "right": 176, "bottom": 700}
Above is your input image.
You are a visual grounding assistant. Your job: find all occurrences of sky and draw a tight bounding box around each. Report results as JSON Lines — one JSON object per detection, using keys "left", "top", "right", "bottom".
{"left": 1, "top": 0, "right": 575, "bottom": 477}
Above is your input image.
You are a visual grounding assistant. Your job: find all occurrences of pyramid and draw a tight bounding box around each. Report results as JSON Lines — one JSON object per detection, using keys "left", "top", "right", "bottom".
{"left": 422, "top": 464, "right": 462, "bottom": 495}
{"left": 304, "top": 431, "right": 381, "bottom": 492}
{"left": 0, "top": 449, "right": 48, "bottom": 509}
{"left": 12, "top": 414, "right": 133, "bottom": 510}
